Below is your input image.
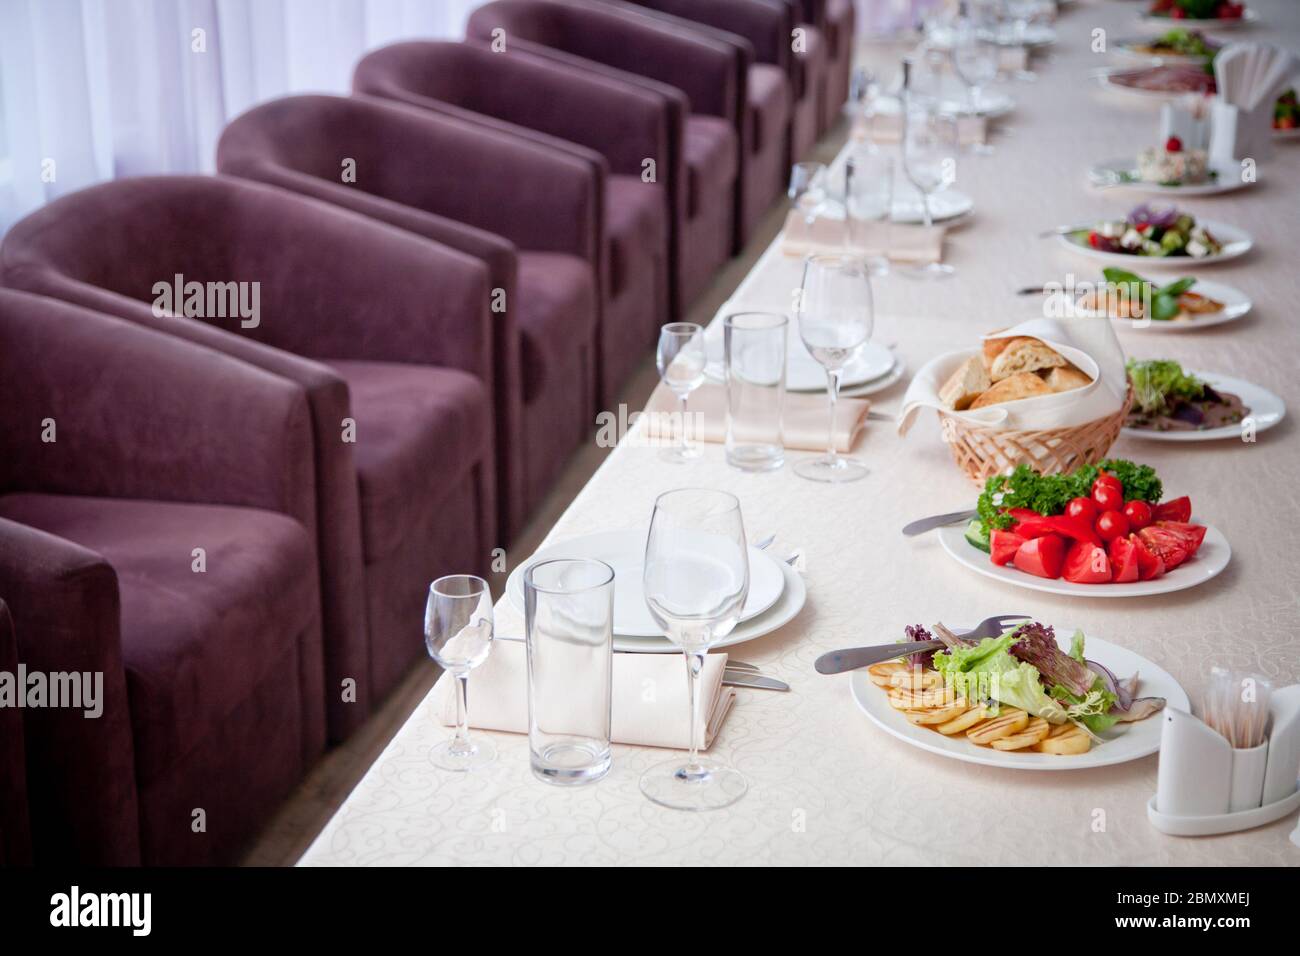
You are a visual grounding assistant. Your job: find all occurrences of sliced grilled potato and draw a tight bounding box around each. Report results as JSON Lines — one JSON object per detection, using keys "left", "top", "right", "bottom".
{"left": 867, "top": 662, "right": 909, "bottom": 687}
{"left": 903, "top": 699, "right": 971, "bottom": 726}
{"left": 1034, "top": 722, "right": 1091, "bottom": 755}
{"left": 935, "top": 705, "right": 991, "bottom": 735}
{"left": 966, "top": 708, "right": 1029, "bottom": 745}
{"left": 888, "top": 669, "right": 943, "bottom": 691}
{"left": 990, "top": 716, "right": 1051, "bottom": 751}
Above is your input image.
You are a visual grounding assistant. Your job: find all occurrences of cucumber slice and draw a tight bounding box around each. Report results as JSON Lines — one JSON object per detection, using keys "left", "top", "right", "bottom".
{"left": 965, "top": 519, "right": 991, "bottom": 553}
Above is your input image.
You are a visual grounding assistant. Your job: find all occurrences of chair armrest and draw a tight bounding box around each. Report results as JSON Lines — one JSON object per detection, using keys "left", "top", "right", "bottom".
{"left": 468, "top": 0, "right": 741, "bottom": 123}
{"left": 0, "top": 519, "right": 140, "bottom": 864}
{"left": 354, "top": 42, "right": 671, "bottom": 180}
{"left": 0, "top": 599, "right": 31, "bottom": 864}
{"left": 0, "top": 291, "right": 316, "bottom": 531}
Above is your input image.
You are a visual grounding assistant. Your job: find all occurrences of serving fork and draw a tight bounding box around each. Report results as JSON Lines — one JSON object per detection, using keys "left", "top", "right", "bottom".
{"left": 812, "top": 615, "right": 1031, "bottom": 675}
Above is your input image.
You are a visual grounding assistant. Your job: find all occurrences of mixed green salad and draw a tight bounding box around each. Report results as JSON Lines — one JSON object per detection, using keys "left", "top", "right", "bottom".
{"left": 907, "top": 621, "right": 1165, "bottom": 733}
{"left": 1127, "top": 359, "right": 1207, "bottom": 416}
{"left": 1136, "top": 28, "right": 1219, "bottom": 59}
{"left": 1076, "top": 205, "right": 1223, "bottom": 258}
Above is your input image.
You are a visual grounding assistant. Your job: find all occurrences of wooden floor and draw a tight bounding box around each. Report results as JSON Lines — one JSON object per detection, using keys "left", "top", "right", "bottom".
{"left": 241, "top": 124, "right": 849, "bottom": 866}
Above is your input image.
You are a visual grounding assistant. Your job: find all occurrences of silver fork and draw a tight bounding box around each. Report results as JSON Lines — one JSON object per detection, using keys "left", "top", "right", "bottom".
{"left": 812, "top": 615, "right": 1031, "bottom": 675}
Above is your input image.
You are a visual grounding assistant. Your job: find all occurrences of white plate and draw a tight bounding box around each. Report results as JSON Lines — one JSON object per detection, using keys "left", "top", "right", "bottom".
{"left": 704, "top": 335, "right": 895, "bottom": 392}
{"left": 937, "top": 522, "right": 1231, "bottom": 597}
{"left": 1276, "top": 125, "right": 1300, "bottom": 142}
{"left": 1057, "top": 218, "right": 1253, "bottom": 267}
{"left": 1122, "top": 370, "right": 1285, "bottom": 441}
{"left": 1088, "top": 157, "right": 1250, "bottom": 196}
{"left": 978, "top": 24, "right": 1057, "bottom": 48}
{"left": 872, "top": 92, "right": 1014, "bottom": 121}
{"left": 850, "top": 629, "right": 1190, "bottom": 770}
{"left": 841, "top": 357, "right": 907, "bottom": 397}
{"left": 612, "top": 559, "right": 807, "bottom": 653}
{"left": 1097, "top": 69, "right": 1214, "bottom": 102}
{"left": 1068, "top": 278, "right": 1252, "bottom": 332}
{"left": 506, "top": 529, "right": 787, "bottom": 639}
{"left": 892, "top": 189, "right": 974, "bottom": 224}
{"left": 1138, "top": 9, "right": 1258, "bottom": 30}
{"left": 1111, "top": 39, "right": 1219, "bottom": 66}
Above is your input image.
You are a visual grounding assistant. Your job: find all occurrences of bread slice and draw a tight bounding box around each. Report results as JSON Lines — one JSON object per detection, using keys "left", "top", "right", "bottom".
{"left": 939, "top": 356, "right": 992, "bottom": 410}
{"left": 968, "top": 371, "right": 1052, "bottom": 409}
{"left": 1045, "top": 365, "right": 1092, "bottom": 393}
{"left": 981, "top": 333, "right": 1015, "bottom": 370}
{"left": 989, "top": 337, "right": 1068, "bottom": 382}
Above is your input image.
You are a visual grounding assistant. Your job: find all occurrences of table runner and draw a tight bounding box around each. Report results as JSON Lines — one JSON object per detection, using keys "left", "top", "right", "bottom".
{"left": 300, "top": 0, "right": 1300, "bottom": 866}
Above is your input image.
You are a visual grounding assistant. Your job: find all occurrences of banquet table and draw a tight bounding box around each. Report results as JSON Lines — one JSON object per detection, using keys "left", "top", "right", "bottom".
{"left": 300, "top": 0, "right": 1300, "bottom": 866}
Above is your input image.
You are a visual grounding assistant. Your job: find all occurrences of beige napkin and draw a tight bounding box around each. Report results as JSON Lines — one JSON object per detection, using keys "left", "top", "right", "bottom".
{"left": 998, "top": 46, "right": 1030, "bottom": 74}
{"left": 779, "top": 210, "right": 944, "bottom": 265}
{"left": 431, "top": 639, "right": 736, "bottom": 751}
{"left": 855, "top": 113, "right": 987, "bottom": 146}
{"left": 898, "top": 317, "right": 1129, "bottom": 434}
{"left": 643, "top": 380, "right": 870, "bottom": 454}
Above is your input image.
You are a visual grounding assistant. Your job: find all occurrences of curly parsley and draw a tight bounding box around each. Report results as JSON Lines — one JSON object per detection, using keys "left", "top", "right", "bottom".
{"left": 977, "top": 460, "right": 1163, "bottom": 534}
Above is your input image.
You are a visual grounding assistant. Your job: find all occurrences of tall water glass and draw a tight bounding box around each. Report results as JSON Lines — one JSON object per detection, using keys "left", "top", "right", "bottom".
{"left": 724, "top": 312, "right": 787, "bottom": 472}
{"left": 641, "top": 489, "right": 749, "bottom": 810}
{"left": 845, "top": 149, "right": 893, "bottom": 277}
{"left": 425, "top": 575, "right": 495, "bottom": 771}
{"left": 524, "top": 558, "right": 614, "bottom": 785}
{"left": 794, "top": 254, "right": 874, "bottom": 484}
{"left": 788, "top": 161, "right": 829, "bottom": 224}
{"left": 656, "top": 322, "right": 706, "bottom": 463}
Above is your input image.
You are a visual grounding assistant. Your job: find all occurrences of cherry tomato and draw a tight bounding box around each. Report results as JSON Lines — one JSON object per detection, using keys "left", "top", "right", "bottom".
{"left": 1091, "top": 481, "right": 1123, "bottom": 513}
{"left": 1123, "top": 500, "right": 1153, "bottom": 531}
{"left": 1065, "top": 496, "right": 1098, "bottom": 524}
{"left": 1096, "top": 510, "right": 1130, "bottom": 543}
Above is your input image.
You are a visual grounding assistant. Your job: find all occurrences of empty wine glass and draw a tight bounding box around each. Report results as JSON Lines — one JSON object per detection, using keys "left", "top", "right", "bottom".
{"left": 788, "top": 161, "right": 829, "bottom": 225}
{"left": 656, "top": 322, "right": 706, "bottom": 462}
{"left": 794, "top": 254, "right": 873, "bottom": 483}
{"left": 951, "top": 40, "right": 999, "bottom": 151}
{"left": 425, "top": 575, "right": 495, "bottom": 771}
{"left": 901, "top": 102, "right": 959, "bottom": 281}
{"left": 641, "top": 488, "right": 749, "bottom": 811}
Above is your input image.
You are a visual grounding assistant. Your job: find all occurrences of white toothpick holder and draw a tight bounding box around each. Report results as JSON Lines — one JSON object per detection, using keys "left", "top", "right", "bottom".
{"left": 1148, "top": 686, "right": 1300, "bottom": 837}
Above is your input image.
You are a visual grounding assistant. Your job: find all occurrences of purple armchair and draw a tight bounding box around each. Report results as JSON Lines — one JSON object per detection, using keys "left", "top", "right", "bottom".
{"left": 0, "top": 599, "right": 32, "bottom": 865}
{"left": 0, "top": 288, "right": 324, "bottom": 864}
{"left": 354, "top": 40, "right": 667, "bottom": 406}
{"left": 764, "top": 0, "right": 831, "bottom": 158}
{"left": 810, "top": 0, "right": 855, "bottom": 132}
{"left": 216, "top": 94, "right": 597, "bottom": 535}
{"left": 605, "top": 0, "right": 792, "bottom": 243}
{"left": 466, "top": 0, "right": 740, "bottom": 311}
{"left": 0, "top": 176, "right": 497, "bottom": 742}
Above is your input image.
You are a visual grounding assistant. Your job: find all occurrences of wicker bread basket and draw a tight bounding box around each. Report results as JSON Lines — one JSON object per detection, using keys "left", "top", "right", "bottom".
{"left": 939, "top": 385, "right": 1134, "bottom": 485}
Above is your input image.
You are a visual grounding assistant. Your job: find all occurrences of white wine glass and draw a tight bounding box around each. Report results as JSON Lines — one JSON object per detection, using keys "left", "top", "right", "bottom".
{"left": 641, "top": 488, "right": 749, "bottom": 811}
{"left": 901, "top": 102, "right": 958, "bottom": 281}
{"left": 845, "top": 148, "right": 893, "bottom": 277}
{"left": 425, "top": 574, "right": 495, "bottom": 771}
{"left": 656, "top": 322, "right": 706, "bottom": 462}
{"left": 794, "top": 254, "right": 873, "bottom": 483}
{"left": 788, "top": 161, "right": 829, "bottom": 225}
{"left": 951, "top": 40, "right": 998, "bottom": 153}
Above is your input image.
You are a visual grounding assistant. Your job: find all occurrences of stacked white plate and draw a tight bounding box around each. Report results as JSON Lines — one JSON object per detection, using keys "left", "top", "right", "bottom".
{"left": 505, "top": 529, "right": 807, "bottom": 653}
{"left": 705, "top": 337, "right": 905, "bottom": 396}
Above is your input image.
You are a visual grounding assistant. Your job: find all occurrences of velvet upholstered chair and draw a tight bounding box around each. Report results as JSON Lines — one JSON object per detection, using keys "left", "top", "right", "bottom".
{"left": 0, "top": 288, "right": 325, "bottom": 864}
{"left": 353, "top": 40, "right": 668, "bottom": 405}
{"left": 0, "top": 177, "right": 497, "bottom": 745}
{"left": 0, "top": 599, "right": 32, "bottom": 865}
{"left": 216, "top": 93, "right": 598, "bottom": 535}
{"left": 466, "top": 0, "right": 740, "bottom": 312}
{"left": 763, "top": 0, "right": 832, "bottom": 160}
{"left": 604, "top": 0, "right": 793, "bottom": 244}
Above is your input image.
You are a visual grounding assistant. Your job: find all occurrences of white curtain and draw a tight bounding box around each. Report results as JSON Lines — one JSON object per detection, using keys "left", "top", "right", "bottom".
{"left": 0, "top": 0, "right": 480, "bottom": 231}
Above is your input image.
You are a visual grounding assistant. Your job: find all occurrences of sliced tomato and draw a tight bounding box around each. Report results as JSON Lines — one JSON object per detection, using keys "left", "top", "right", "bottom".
{"left": 1107, "top": 536, "right": 1139, "bottom": 583}
{"left": 1063, "top": 540, "right": 1113, "bottom": 584}
{"left": 990, "top": 530, "right": 1026, "bottom": 567}
{"left": 1013, "top": 533, "right": 1066, "bottom": 579}
{"left": 1155, "top": 520, "right": 1207, "bottom": 556}
{"left": 1129, "top": 533, "right": 1166, "bottom": 581}
{"left": 1012, "top": 514, "right": 1100, "bottom": 546}
{"left": 1137, "top": 526, "right": 1190, "bottom": 570}
{"left": 1154, "top": 496, "right": 1191, "bottom": 523}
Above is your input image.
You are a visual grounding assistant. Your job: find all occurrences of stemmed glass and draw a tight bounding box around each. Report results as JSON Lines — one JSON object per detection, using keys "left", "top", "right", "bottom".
{"left": 656, "top": 322, "right": 706, "bottom": 462}
{"left": 845, "top": 149, "right": 893, "bottom": 277}
{"left": 794, "top": 254, "right": 873, "bottom": 483}
{"left": 641, "top": 488, "right": 749, "bottom": 811}
{"left": 951, "top": 40, "right": 999, "bottom": 153}
{"left": 901, "top": 101, "right": 959, "bottom": 281}
{"left": 424, "top": 575, "right": 495, "bottom": 771}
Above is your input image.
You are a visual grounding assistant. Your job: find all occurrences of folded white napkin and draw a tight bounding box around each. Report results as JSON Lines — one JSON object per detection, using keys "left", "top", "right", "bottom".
{"left": 898, "top": 316, "right": 1127, "bottom": 434}
{"left": 431, "top": 639, "right": 737, "bottom": 751}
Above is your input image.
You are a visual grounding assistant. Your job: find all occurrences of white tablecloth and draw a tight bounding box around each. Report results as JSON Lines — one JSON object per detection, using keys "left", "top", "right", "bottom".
{"left": 300, "top": 0, "right": 1300, "bottom": 866}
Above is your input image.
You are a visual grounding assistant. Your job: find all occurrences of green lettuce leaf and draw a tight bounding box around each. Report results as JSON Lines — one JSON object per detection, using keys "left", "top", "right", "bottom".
{"left": 932, "top": 633, "right": 1067, "bottom": 724}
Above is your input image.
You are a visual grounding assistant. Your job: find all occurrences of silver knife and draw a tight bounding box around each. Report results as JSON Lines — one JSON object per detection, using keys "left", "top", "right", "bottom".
{"left": 901, "top": 508, "right": 977, "bottom": 536}
{"left": 722, "top": 669, "right": 789, "bottom": 691}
